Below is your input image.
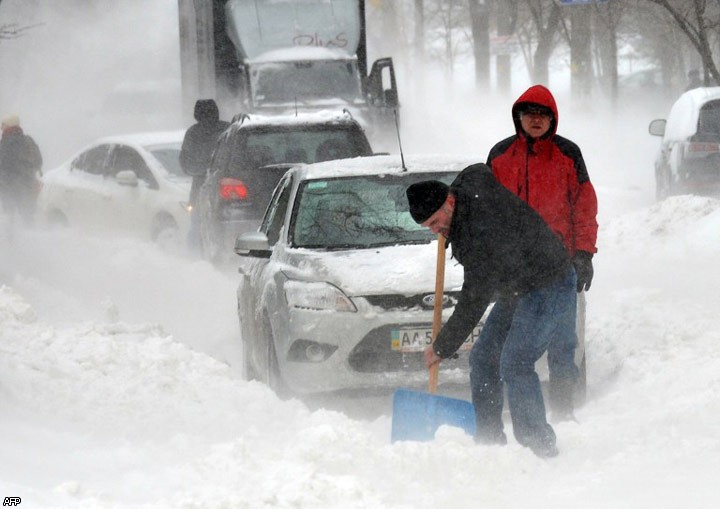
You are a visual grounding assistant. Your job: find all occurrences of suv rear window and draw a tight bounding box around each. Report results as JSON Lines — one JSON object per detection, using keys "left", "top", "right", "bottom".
{"left": 225, "top": 125, "right": 372, "bottom": 177}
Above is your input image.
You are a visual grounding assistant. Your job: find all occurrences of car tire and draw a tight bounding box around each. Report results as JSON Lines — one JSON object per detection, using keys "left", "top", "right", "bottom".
{"left": 240, "top": 309, "right": 258, "bottom": 382}
{"left": 655, "top": 167, "right": 671, "bottom": 201}
{"left": 151, "top": 214, "right": 179, "bottom": 247}
{"left": 262, "top": 313, "right": 291, "bottom": 399}
{"left": 200, "top": 220, "right": 225, "bottom": 265}
{"left": 47, "top": 210, "right": 68, "bottom": 229}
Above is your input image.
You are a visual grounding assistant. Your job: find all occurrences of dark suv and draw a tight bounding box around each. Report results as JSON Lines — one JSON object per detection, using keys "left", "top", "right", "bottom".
{"left": 196, "top": 110, "right": 374, "bottom": 262}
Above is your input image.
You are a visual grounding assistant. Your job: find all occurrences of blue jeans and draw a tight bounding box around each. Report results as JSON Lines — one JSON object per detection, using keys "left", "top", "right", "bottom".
{"left": 469, "top": 268, "right": 577, "bottom": 446}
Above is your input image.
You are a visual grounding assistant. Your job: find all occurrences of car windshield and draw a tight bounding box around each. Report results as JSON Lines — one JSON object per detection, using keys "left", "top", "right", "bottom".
{"left": 241, "top": 127, "right": 369, "bottom": 169}
{"left": 290, "top": 172, "right": 457, "bottom": 249}
{"left": 251, "top": 60, "right": 363, "bottom": 105}
{"left": 147, "top": 143, "right": 184, "bottom": 177}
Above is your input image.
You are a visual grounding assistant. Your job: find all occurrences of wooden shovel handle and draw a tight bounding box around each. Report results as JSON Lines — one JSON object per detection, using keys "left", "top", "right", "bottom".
{"left": 429, "top": 234, "right": 446, "bottom": 394}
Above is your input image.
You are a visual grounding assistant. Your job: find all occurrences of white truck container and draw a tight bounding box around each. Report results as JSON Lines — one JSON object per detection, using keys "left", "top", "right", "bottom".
{"left": 179, "top": 0, "right": 398, "bottom": 138}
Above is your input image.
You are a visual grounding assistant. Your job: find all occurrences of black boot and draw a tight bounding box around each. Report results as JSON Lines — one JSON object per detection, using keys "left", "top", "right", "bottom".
{"left": 475, "top": 426, "right": 507, "bottom": 446}
{"left": 474, "top": 409, "right": 507, "bottom": 445}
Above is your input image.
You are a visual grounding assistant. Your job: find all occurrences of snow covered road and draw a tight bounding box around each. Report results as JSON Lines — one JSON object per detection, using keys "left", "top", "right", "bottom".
{"left": 2, "top": 191, "right": 720, "bottom": 508}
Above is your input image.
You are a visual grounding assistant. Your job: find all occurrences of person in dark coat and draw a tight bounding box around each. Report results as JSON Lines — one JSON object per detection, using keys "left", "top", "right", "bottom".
{"left": 686, "top": 69, "right": 702, "bottom": 91}
{"left": 0, "top": 114, "right": 43, "bottom": 226}
{"left": 486, "top": 85, "right": 598, "bottom": 421}
{"left": 406, "top": 164, "right": 574, "bottom": 458}
{"left": 180, "top": 99, "right": 229, "bottom": 250}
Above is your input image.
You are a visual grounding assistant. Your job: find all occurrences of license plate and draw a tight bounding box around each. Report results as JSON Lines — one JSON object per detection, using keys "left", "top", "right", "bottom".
{"left": 390, "top": 326, "right": 481, "bottom": 353}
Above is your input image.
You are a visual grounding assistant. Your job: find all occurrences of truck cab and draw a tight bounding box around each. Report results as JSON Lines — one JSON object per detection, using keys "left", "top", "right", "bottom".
{"left": 178, "top": 0, "right": 398, "bottom": 141}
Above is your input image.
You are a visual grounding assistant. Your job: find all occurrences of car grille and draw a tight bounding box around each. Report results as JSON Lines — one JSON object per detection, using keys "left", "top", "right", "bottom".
{"left": 348, "top": 323, "right": 470, "bottom": 373}
{"left": 363, "top": 292, "right": 460, "bottom": 311}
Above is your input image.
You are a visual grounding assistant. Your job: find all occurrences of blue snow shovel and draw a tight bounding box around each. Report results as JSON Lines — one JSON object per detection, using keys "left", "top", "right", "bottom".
{"left": 391, "top": 235, "right": 476, "bottom": 442}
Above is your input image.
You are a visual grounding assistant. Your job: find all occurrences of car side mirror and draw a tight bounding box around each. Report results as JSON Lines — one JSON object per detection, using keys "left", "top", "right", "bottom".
{"left": 115, "top": 170, "right": 139, "bottom": 187}
{"left": 235, "top": 231, "right": 272, "bottom": 258}
{"left": 648, "top": 119, "right": 667, "bottom": 137}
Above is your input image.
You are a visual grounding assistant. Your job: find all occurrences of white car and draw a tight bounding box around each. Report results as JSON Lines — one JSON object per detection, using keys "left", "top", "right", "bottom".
{"left": 233, "top": 155, "right": 587, "bottom": 398}
{"left": 649, "top": 87, "right": 720, "bottom": 200}
{"left": 38, "top": 131, "right": 191, "bottom": 243}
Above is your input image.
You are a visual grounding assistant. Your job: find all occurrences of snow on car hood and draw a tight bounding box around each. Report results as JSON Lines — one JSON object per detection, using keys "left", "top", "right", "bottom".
{"left": 281, "top": 241, "right": 464, "bottom": 296}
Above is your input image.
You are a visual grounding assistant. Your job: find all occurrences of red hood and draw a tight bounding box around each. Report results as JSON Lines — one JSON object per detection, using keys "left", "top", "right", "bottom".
{"left": 512, "top": 84, "right": 558, "bottom": 140}
{"left": 1, "top": 125, "right": 23, "bottom": 137}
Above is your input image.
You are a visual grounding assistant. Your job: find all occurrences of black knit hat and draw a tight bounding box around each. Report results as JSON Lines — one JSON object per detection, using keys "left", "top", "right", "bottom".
{"left": 406, "top": 180, "right": 449, "bottom": 223}
{"left": 194, "top": 99, "right": 220, "bottom": 122}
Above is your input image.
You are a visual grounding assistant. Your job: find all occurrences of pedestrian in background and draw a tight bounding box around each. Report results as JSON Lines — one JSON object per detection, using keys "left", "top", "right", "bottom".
{"left": 406, "top": 164, "right": 575, "bottom": 458}
{"left": 0, "top": 114, "right": 43, "bottom": 226}
{"left": 686, "top": 69, "right": 702, "bottom": 91}
{"left": 486, "top": 84, "right": 598, "bottom": 422}
{"left": 180, "top": 99, "right": 230, "bottom": 252}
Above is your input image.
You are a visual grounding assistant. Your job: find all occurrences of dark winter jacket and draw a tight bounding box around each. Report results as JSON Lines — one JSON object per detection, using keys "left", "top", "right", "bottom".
{"left": 486, "top": 85, "right": 598, "bottom": 256}
{"left": 180, "top": 100, "right": 230, "bottom": 204}
{"left": 432, "top": 163, "right": 571, "bottom": 359}
{"left": 0, "top": 126, "right": 43, "bottom": 187}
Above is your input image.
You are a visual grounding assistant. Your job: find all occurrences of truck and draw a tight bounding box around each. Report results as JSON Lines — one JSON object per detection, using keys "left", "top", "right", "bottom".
{"left": 177, "top": 0, "right": 399, "bottom": 141}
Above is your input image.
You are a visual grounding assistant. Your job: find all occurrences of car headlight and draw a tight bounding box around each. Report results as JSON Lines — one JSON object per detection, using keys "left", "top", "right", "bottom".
{"left": 284, "top": 281, "right": 357, "bottom": 312}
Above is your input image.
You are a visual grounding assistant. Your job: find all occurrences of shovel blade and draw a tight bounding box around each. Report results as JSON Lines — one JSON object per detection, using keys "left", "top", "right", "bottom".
{"left": 391, "top": 388, "right": 476, "bottom": 442}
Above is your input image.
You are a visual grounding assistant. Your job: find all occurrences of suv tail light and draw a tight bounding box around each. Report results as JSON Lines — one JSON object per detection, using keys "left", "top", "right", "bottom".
{"left": 687, "top": 142, "right": 720, "bottom": 154}
{"left": 219, "top": 178, "right": 248, "bottom": 201}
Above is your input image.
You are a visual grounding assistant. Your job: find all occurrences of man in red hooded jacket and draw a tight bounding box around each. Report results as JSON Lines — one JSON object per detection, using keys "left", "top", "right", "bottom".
{"left": 485, "top": 85, "right": 598, "bottom": 421}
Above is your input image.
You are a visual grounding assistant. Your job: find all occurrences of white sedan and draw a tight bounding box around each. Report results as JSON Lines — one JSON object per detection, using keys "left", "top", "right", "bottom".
{"left": 38, "top": 131, "right": 191, "bottom": 244}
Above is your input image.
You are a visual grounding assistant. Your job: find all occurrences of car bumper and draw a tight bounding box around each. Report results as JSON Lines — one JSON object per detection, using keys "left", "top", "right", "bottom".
{"left": 273, "top": 294, "right": 586, "bottom": 395}
{"left": 275, "top": 303, "right": 471, "bottom": 395}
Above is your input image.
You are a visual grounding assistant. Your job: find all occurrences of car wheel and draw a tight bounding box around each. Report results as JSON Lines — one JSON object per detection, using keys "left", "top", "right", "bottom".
{"left": 151, "top": 214, "right": 179, "bottom": 247}
{"left": 243, "top": 339, "right": 257, "bottom": 381}
{"left": 239, "top": 304, "right": 258, "bottom": 381}
{"left": 262, "top": 313, "right": 291, "bottom": 399}
{"left": 47, "top": 210, "right": 68, "bottom": 229}
{"left": 200, "top": 220, "right": 224, "bottom": 264}
{"left": 655, "top": 168, "right": 671, "bottom": 201}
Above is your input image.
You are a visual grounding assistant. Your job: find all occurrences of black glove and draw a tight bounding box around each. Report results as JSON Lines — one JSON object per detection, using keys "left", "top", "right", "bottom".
{"left": 573, "top": 251, "right": 594, "bottom": 292}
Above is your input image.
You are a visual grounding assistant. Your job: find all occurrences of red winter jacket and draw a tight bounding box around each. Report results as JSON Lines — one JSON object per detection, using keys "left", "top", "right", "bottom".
{"left": 486, "top": 85, "right": 598, "bottom": 256}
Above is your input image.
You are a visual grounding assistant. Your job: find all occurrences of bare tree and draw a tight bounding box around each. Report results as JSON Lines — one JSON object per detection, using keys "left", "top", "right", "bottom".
{"left": 424, "top": 0, "right": 471, "bottom": 82}
{"left": 0, "top": 23, "right": 42, "bottom": 40}
{"left": 645, "top": 0, "right": 720, "bottom": 84}
{"left": 493, "top": 0, "right": 518, "bottom": 92}
{"left": 468, "top": 0, "right": 490, "bottom": 90}
{"left": 592, "top": 1, "right": 624, "bottom": 104}
{"left": 515, "top": 0, "right": 563, "bottom": 85}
